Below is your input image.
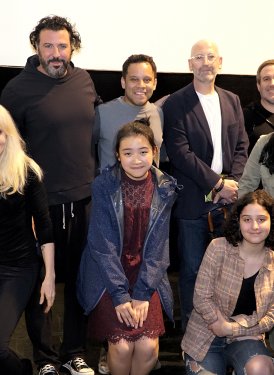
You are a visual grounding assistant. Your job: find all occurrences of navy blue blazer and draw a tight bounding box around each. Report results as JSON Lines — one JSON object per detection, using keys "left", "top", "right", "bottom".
{"left": 163, "top": 82, "right": 248, "bottom": 219}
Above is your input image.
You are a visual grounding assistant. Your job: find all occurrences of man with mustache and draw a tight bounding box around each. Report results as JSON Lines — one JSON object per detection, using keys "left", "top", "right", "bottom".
{"left": 0, "top": 15, "right": 100, "bottom": 375}
{"left": 163, "top": 39, "right": 248, "bottom": 333}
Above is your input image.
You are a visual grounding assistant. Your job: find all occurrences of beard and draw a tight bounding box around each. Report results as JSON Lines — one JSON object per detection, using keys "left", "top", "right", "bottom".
{"left": 38, "top": 55, "right": 69, "bottom": 78}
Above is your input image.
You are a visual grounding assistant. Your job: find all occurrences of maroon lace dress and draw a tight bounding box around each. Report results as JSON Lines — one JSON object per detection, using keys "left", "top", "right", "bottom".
{"left": 89, "top": 170, "right": 165, "bottom": 343}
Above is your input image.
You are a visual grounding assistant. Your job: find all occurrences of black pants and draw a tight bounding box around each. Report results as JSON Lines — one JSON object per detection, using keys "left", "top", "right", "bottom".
{"left": 0, "top": 262, "right": 39, "bottom": 374}
{"left": 25, "top": 197, "right": 91, "bottom": 367}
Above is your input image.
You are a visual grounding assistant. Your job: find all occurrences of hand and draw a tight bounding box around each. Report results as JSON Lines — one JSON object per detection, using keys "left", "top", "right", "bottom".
{"left": 213, "top": 179, "right": 238, "bottom": 204}
{"left": 208, "top": 309, "right": 232, "bottom": 337}
{"left": 115, "top": 302, "right": 137, "bottom": 327}
{"left": 39, "top": 276, "right": 55, "bottom": 313}
{"left": 132, "top": 299, "right": 149, "bottom": 328}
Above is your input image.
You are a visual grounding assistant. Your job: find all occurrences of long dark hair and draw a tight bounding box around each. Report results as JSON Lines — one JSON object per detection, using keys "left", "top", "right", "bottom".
{"left": 224, "top": 190, "right": 274, "bottom": 249}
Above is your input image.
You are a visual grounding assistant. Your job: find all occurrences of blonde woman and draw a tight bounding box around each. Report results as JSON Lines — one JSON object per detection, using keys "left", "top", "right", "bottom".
{"left": 0, "top": 105, "right": 55, "bottom": 375}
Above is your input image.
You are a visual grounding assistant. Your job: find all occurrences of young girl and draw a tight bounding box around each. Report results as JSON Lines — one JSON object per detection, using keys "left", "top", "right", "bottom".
{"left": 182, "top": 189, "right": 274, "bottom": 375}
{"left": 0, "top": 105, "right": 55, "bottom": 375}
{"left": 78, "top": 119, "right": 177, "bottom": 375}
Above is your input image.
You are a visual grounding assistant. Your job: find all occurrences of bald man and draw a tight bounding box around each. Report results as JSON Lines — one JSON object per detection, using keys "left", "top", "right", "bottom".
{"left": 163, "top": 40, "right": 248, "bottom": 330}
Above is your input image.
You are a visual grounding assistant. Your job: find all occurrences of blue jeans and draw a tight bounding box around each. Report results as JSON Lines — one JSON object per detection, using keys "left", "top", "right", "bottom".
{"left": 185, "top": 336, "right": 272, "bottom": 375}
{"left": 177, "top": 208, "right": 226, "bottom": 330}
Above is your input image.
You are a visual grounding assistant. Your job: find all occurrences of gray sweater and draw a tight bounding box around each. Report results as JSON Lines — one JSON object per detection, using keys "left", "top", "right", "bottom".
{"left": 238, "top": 132, "right": 274, "bottom": 197}
{"left": 94, "top": 97, "right": 163, "bottom": 171}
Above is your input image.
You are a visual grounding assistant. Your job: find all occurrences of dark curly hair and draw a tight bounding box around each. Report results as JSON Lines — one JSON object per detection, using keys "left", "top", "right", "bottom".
{"left": 29, "top": 15, "right": 81, "bottom": 52}
{"left": 122, "top": 54, "right": 157, "bottom": 79}
{"left": 224, "top": 190, "right": 274, "bottom": 249}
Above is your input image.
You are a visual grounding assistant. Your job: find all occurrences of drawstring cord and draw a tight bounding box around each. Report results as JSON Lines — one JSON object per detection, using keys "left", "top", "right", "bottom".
{"left": 62, "top": 202, "right": 75, "bottom": 230}
{"left": 62, "top": 204, "right": 65, "bottom": 229}
{"left": 71, "top": 202, "right": 74, "bottom": 218}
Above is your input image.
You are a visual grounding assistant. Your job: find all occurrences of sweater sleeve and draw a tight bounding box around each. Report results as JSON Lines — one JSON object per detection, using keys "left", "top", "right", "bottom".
{"left": 26, "top": 172, "right": 53, "bottom": 245}
{"left": 238, "top": 134, "right": 268, "bottom": 197}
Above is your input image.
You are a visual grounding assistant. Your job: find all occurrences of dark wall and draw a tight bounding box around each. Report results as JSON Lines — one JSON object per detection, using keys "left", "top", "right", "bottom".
{"left": 0, "top": 66, "right": 259, "bottom": 107}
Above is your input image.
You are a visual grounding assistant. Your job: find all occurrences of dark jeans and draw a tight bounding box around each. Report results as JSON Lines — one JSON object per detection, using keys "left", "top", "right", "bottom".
{"left": 185, "top": 336, "right": 273, "bottom": 375}
{"left": 0, "top": 262, "right": 39, "bottom": 374}
{"left": 25, "top": 197, "right": 91, "bottom": 367}
{"left": 177, "top": 208, "right": 226, "bottom": 330}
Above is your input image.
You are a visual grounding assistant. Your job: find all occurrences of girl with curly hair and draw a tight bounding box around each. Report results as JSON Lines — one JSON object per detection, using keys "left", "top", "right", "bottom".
{"left": 182, "top": 189, "right": 274, "bottom": 375}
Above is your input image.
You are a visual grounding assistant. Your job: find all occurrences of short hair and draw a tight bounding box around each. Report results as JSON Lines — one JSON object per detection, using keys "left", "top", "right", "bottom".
{"left": 256, "top": 59, "right": 274, "bottom": 83}
{"left": 224, "top": 190, "right": 274, "bottom": 249}
{"left": 29, "top": 15, "right": 81, "bottom": 52}
{"left": 115, "top": 118, "right": 156, "bottom": 155}
{"left": 122, "top": 54, "right": 157, "bottom": 79}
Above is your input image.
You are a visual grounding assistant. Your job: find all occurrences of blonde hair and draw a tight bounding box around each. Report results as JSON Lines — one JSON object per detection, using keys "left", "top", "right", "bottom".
{"left": 0, "top": 105, "right": 43, "bottom": 197}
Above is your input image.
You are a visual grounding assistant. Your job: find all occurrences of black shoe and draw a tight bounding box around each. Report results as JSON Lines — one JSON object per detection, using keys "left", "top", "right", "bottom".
{"left": 61, "top": 357, "right": 94, "bottom": 375}
{"left": 38, "top": 363, "right": 59, "bottom": 375}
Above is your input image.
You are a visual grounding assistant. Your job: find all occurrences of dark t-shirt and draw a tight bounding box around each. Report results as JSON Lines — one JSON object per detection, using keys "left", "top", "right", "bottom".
{"left": 0, "top": 171, "right": 53, "bottom": 265}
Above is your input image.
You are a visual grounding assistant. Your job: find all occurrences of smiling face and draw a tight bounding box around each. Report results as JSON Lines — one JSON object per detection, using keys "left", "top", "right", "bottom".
{"left": 188, "top": 40, "right": 222, "bottom": 86}
{"left": 240, "top": 203, "right": 271, "bottom": 247}
{"left": 257, "top": 64, "right": 274, "bottom": 109}
{"left": 36, "top": 29, "right": 72, "bottom": 78}
{"left": 117, "top": 134, "right": 156, "bottom": 180}
{"left": 121, "top": 62, "right": 157, "bottom": 106}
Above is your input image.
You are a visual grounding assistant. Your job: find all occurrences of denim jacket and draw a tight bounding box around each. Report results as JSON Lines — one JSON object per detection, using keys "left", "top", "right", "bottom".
{"left": 77, "top": 165, "right": 177, "bottom": 320}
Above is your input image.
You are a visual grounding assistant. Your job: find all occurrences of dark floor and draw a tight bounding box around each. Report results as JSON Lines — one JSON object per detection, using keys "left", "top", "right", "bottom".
{"left": 11, "top": 273, "right": 185, "bottom": 374}
{"left": 10, "top": 272, "right": 274, "bottom": 375}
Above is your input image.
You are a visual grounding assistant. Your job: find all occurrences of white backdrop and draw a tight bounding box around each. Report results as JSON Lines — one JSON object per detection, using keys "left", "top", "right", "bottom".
{"left": 1, "top": 0, "right": 273, "bottom": 74}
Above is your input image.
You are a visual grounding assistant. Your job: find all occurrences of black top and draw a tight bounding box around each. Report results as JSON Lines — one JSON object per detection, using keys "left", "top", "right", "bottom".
{"left": 232, "top": 271, "right": 259, "bottom": 316}
{"left": 0, "top": 55, "right": 101, "bottom": 205}
{"left": 0, "top": 171, "right": 53, "bottom": 265}
{"left": 243, "top": 101, "right": 274, "bottom": 154}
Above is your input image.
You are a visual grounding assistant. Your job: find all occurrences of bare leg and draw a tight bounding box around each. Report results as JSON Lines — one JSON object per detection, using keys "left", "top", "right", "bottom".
{"left": 245, "top": 354, "right": 274, "bottom": 375}
{"left": 108, "top": 339, "right": 134, "bottom": 375}
{"left": 130, "top": 337, "right": 159, "bottom": 375}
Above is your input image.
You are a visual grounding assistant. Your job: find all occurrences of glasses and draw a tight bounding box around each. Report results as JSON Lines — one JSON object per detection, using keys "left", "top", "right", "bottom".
{"left": 190, "top": 54, "right": 218, "bottom": 64}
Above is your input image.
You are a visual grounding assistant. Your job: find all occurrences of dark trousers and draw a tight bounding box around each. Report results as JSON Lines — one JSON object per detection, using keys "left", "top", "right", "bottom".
{"left": 25, "top": 197, "right": 91, "bottom": 367}
{"left": 0, "top": 262, "right": 39, "bottom": 374}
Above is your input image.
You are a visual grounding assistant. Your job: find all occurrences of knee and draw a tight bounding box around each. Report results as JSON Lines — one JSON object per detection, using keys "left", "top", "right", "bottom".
{"left": 245, "top": 355, "right": 274, "bottom": 375}
{"left": 109, "top": 341, "right": 133, "bottom": 362}
{"left": 136, "top": 339, "right": 159, "bottom": 363}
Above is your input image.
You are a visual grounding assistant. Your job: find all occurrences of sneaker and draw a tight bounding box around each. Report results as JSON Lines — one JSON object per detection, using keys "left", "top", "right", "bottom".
{"left": 98, "top": 348, "right": 110, "bottom": 374}
{"left": 61, "top": 357, "right": 95, "bottom": 375}
{"left": 38, "top": 364, "right": 59, "bottom": 375}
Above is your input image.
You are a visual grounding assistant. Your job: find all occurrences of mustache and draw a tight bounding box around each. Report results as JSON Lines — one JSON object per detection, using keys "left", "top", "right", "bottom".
{"left": 47, "top": 58, "right": 66, "bottom": 64}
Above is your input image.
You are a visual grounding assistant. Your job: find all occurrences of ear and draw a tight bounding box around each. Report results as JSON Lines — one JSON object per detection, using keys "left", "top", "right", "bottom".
{"left": 153, "top": 78, "right": 157, "bottom": 90}
{"left": 153, "top": 146, "right": 158, "bottom": 158}
{"left": 116, "top": 152, "right": 120, "bottom": 161}
{"left": 218, "top": 56, "right": 223, "bottom": 70}
{"left": 121, "top": 77, "right": 126, "bottom": 90}
{"left": 188, "top": 59, "right": 193, "bottom": 72}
